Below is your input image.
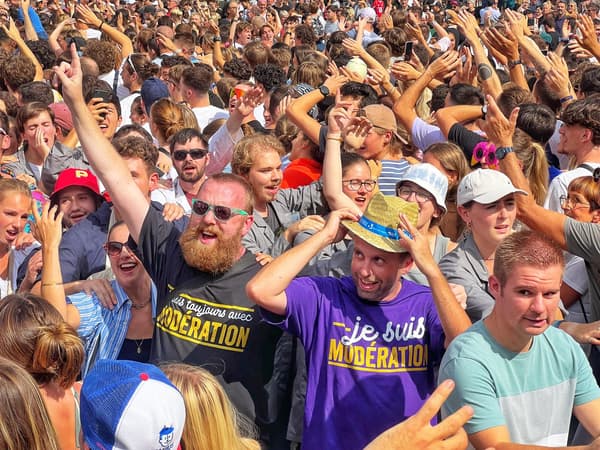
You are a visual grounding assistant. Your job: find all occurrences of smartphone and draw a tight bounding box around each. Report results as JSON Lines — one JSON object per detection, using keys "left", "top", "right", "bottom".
{"left": 527, "top": 18, "right": 535, "bottom": 26}
{"left": 92, "top": 89, "right": 113, "bottom": 103}
{"left": 404, "top": 41, "right": 413, "bottom": 61}
{"left": 92, "top": 89, "right": 113, "bottom": 118}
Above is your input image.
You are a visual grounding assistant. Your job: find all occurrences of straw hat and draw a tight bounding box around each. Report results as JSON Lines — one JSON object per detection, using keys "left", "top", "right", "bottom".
{"left": 342, "top": 192, "right": 419, "bottom": 253}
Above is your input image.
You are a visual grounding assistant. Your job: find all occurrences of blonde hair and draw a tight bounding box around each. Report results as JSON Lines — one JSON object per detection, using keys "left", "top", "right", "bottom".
{"left": 291, "top": 61, "right": 326, "bottom": 88}
{"left": 0, "top": 357, "right": 60, "bottom": 450}
{"left": 0, "top": 294, "right": 83, "bottom": 389}
{"left": 0, "top": 178, "right": 31, "bottom": 203}
{"left": 231, "top": 134, "right": 285, "bottom": 176}
{"left": 425, "top": 142, "right": 471, "bottom": 194}
{"left": 513, "top": 129, "right": 548, "bottom": 206}
{"left": 162, "top": 364, "right": 259, "bottom": 450}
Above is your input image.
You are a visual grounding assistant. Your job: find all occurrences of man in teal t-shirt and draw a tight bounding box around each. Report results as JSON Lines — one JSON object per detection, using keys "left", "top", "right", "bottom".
{"left": 439, "top": 230, "right": 600, "bottom": 450}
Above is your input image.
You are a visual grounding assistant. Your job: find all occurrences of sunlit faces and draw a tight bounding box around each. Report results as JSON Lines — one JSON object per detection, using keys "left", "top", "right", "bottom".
{"left": 341, "top": 162, "right": 375, "bottom": 213}
{"left": 422, "top": 152, "right": 458, "bottom": 185}
{"left": 56, "top": 186, "right": 99, "bottom": 228}
{"left": 358, "top": 128, "right": 391, "bottom": 160}
{"left": 0, "top": 192, "right": 30, "bottom": 247}
{"left": 561, "top": 189, "right": 598, "bottom": 222}
{"left": 396, "top": 181, "right": 440, "bottom": 230}
{"left": 124, "top": 157, "right": 158, "bottom": 199}
{"left": 458, "top": 194, "right": 517, "bottom": 246}
{"left": 350, "top": 235, "right": 412, "bottom": 302}
{"left": 22, "top": 111, "right": 56, "bottom": 152}
{"left": 558, "top": 122, "right": 590, "bottom": 155}
{"left": 97, "top": 102, "right": 121, "bottom": 139}
{"left": 181, "top": 179, "right": 253, "bottom": 273}
{"left": 488, "top": 264, "right": 562, "bottom": 343}
{"left": 106, "top": 223, "right": 145, "bottom": 288}
{"left": 237, "top": 28, "right": 253, "bottom": 46}
{"left": 171, "top": 137, "right": 209, "bottom": 183}
{"left": 243, "top": 150, "right": 282, "bottom": 207}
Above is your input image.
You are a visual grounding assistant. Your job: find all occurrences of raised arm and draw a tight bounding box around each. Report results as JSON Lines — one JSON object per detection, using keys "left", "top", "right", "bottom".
{"left": 505, "top": 10, "right": 551, "bottom": 74}
{"left": 33, "top": 202, "right": 80, "bottom": 329}
{"left": 481, "top": 94, "right": 567, "bottom": 248}
{"left": 454, "top": 10, "right": 502, "bottom": 99}
{"left": 286, "top": 74, "right": 346, "bottom": 144}
{"left": 1, "top": 18, "right": 43, "bottom": 81}
{"left": 246, "top": 209, "right": 359, "bottom": 315}
{"left": 20, "top": 0, "right": 38, "bottom": 41}
{"left": 322, "top": 103, "right": 363, "bottom": 215}
{"left": 76, "top": 4, "right": 134, "bottom": 60}
{"left": 397, "top": 214, "right": 471, "bottom": 345}
{"left": 49, "top": 18, "right": 75, "bottom": 57}
{"left": 436, "top": 105, "right": 484, "bottom": 138}
{"left": 54, "top": 45, "right": 149, "bottom": 243}
{"left": 392, "top": 51, "right": 460, "bottom": 134}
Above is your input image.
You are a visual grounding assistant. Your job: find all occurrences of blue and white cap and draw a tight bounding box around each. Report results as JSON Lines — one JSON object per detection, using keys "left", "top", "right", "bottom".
{"left": 81, "top": 360, "right": 186, "bottom": 450}
{"left": 397, "top": 163, "right": 448, "bottom": 213}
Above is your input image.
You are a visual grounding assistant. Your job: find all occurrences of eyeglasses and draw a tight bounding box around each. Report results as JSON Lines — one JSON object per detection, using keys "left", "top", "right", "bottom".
{"left": 191, "top": 199, "right": 249, "bottom": 221}
{"left": 172, "top": 149, "right": 208, "bottom": 161}
{"left": 342, "top": 179, "right": 377, "bottom": 192}
{"left": 104, "top": 241, "right": 134, "bottom": 257}
{"left": 396, "top": 186, "right": 433, "bottom": 203}
{"left": 560, "top": 195, "right": 590, "bottom": 209}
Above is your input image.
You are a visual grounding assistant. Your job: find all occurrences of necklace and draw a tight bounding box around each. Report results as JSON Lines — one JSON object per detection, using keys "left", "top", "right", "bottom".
{"left": 130, "top": 299, "right": 151, "bottom": 310}
{"left": 135, "top": 339, "right": 145, "bottom": 355}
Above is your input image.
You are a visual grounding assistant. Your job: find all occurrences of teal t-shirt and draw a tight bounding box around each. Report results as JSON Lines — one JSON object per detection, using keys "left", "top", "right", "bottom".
{"left": 439, "top": 321, "right": 600, "bottom": 446}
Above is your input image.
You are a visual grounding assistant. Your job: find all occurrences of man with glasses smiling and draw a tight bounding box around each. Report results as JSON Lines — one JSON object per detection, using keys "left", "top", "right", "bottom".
{"left": 55, "top": 46, "right": 290, "bottom": 445}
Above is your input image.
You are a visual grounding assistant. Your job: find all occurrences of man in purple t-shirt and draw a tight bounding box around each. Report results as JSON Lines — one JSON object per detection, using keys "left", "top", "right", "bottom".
{"left": 247, "top": 193, "right": 471, "bottom": 450}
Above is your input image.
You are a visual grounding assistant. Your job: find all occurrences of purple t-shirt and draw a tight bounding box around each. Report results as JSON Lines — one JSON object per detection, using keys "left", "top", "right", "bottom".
{"left": 262, "top": 276, "right": 445, "bottom": 450}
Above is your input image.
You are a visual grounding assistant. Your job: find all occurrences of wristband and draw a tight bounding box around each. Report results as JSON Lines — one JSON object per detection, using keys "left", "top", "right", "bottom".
{"left": 99, "top": 21, "right": 105, "bottom": 31}
{"left": 41, "top": 282, "right": 63, "bottom": 287}
{"left": 507, "top": 59, "right": 522, "bottom": 69}
{"left": 560, "top": 95, "right": 574, "bottom": 104}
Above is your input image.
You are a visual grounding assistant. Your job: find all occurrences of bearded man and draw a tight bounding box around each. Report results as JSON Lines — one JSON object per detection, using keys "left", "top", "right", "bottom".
{"left": 55, "top": 46, "right": 287, "bottom": 446}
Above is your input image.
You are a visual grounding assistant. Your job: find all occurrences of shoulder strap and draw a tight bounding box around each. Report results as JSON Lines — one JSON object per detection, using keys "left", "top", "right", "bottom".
{"left": 578, "top": 163, "right": 596, "bottom": 173}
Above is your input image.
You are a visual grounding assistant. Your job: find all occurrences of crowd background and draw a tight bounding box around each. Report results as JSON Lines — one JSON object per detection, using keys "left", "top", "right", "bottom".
{"left": 0, "top": 0, "right": 598, "bottom": 447}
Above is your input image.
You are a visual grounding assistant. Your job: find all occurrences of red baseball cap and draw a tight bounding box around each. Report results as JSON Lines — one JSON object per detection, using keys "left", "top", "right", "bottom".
{"left": 50, "top": 168, "right": 102, "bottom": 201}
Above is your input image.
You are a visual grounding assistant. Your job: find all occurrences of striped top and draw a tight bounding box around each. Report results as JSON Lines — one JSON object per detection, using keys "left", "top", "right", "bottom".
{"left": 68, "top": 281, "right": 157, "bottom": 378}
{"left": 377, "top": 159, "right": 410, "bottom": 196}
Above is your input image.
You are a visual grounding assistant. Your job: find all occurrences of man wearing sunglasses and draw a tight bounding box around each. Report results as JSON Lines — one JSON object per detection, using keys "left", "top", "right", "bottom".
{"left": 57, "top": 47, "right": 290, "bottom": 445}
{"left": 167, "top": 128, "right": 210, "bottom": 214}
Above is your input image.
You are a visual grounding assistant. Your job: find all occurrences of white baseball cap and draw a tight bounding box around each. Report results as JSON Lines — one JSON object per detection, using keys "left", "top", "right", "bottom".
{"left": 457, "top": 169, "right": 527, "bottom": 206}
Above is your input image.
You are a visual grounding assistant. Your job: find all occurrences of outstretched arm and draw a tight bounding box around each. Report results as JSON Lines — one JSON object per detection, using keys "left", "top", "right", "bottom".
{"left": 481, "top": 94, "right": 567, "bottom": 248}
{"left": 54, "top": 45, "right": 149, "bottom": 243}
{"left": 246, "top": 209, "right": 359, "bottom": 315}
{"left": 32, "top": 202, "right": 81, "bottom": 329}
{"left": 397, "top": 214, "right": 471, "bottom": 345}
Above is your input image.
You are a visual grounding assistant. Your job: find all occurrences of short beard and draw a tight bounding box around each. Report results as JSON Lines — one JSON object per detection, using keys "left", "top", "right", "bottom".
{"left": 178, "top": 224, "right": 242, "bottom": 275}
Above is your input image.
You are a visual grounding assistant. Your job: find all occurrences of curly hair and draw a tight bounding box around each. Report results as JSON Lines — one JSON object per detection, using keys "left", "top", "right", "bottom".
{"left": 253, "top": 63, "right": 286, "bottom": 91}
{"left": 1, "top": 55, "right": 36, "bottom": 92}
{"left": 561, "top": 95, "right": 600, "bottom": 145}
{"left": 113, "top": 136, "right": 159, "bottom": 177}
{"left": 82, "top": 40, "right": 118, "bottom": 75}
{"left": 25, "top": 39, "right": 57, "bottom": 70}
{"left": 223, "top": 57, "right": 252, "bottom": 81}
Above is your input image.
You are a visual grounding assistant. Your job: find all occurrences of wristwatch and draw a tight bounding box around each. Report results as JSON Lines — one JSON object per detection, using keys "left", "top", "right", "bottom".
{"left": 213, "top": 35, "right": 222, "bottom": 42}
{"left": 495, "top": 146, "right": 514, "bottom": 160}
{"left": 318, "top": 85, "right": 330, "bottom": 98}
{"left": 481, "top": 104, "right": 488, "bottom": 120}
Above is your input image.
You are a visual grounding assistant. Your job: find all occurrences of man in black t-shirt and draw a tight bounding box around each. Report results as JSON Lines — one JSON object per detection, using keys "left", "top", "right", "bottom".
{"left": 56, "top": 47, "right": 289, "bottom": 445}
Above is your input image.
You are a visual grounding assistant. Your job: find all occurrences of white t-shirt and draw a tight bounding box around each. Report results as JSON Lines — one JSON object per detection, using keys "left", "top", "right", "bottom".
{"left": 192, "top": 106, "right": 229, "bottom": 133}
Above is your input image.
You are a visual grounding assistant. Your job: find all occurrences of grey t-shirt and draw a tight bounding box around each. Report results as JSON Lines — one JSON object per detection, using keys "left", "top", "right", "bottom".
{"left": 565, "top": 218, "right": 600, "bottom": 322}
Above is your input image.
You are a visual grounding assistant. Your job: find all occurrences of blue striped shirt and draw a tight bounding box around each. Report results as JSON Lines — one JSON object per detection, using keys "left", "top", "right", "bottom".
{"left": 378, "top": 159, "right": 410, "bottom": 196}
{"left": 67, "top": 282, "right": 157, "bottom": 378}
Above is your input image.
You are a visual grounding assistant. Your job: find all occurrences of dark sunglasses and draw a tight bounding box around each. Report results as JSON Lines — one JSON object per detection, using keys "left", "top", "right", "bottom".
{"left": 191, "top": 199, "right": 249, "bottom": 222}
{"left": 104, "top": 241, "right": 134, "bottom": 257}
{"left": 172, "top": 149, "right": 208, "bottom": 161}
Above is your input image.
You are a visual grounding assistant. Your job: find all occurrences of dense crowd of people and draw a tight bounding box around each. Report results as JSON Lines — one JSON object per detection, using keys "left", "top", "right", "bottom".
{"left": 0, "top": 0, "right": 599, "bottom": 447}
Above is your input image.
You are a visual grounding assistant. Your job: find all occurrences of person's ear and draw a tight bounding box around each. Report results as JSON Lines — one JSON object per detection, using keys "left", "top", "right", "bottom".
{"left": 457, "top": 205, "right": 470, "bottom": 225}
{"left": 148, "top": 171, "right": 160, "bottom": 192}
{"left": 489, "top": 274, "right": 501, "bottom": 299}
{"left": 591, "top": 209, "right": 600, "bottom": 224}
